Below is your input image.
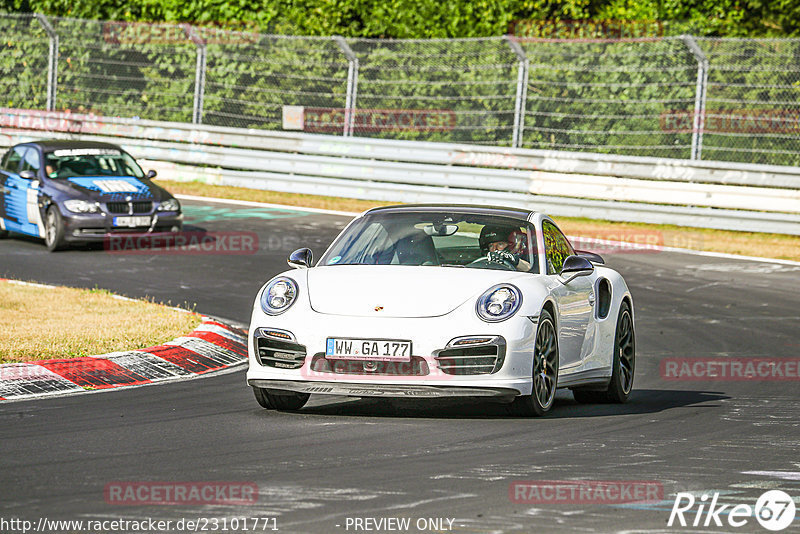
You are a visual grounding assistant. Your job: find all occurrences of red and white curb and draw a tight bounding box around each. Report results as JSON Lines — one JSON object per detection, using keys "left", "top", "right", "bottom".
{"left": 0, "top": 282, "right": 248, "bottom": 401}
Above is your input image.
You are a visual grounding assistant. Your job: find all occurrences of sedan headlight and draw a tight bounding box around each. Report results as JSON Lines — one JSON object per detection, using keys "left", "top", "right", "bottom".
{"left": 63, "top": 200, "right": 100, "bottom": 214}
{"left": 158, "top": 198, "right": 180, "bottom": 212}
{"left": 260, "top": 277, "right": 298, "bottom": 315}
{"left": 476, "top": 284, "right": 522, "bottom": 322}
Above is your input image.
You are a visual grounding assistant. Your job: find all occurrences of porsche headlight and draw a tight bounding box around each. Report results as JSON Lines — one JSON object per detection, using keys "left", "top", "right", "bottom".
{"left": 260, "top": 277, "right": 298, "bottom": 315}
{"left": 63, "top": 200, "right": 100, "bottom": 213}
{"left": 477, "top": 284, "right": 522, "bottom": 322}
{"left": 158, "top": 198, "right": 180, "bottom": 212}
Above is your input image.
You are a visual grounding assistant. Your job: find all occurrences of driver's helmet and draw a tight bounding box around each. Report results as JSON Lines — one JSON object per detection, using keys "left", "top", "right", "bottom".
{"left": 479, "top": 225, "right": 517, "bottom": 253}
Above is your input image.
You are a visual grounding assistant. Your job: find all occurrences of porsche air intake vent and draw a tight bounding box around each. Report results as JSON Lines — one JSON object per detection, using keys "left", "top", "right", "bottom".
{"left": 434, "top": 337, "right": 506, "bottom": 375}
{"left": 255, "top": 337, "right": 306, "bottom": 369}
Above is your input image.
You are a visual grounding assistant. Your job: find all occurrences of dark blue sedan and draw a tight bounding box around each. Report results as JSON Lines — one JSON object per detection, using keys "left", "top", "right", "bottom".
{"left": 0, "top": 140, "right": 182, "bottom": 251}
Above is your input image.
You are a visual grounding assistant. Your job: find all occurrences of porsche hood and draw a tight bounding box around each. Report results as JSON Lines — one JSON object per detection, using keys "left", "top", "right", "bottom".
{"left": 306, "top": 265, "right": 525, "bottom": 318}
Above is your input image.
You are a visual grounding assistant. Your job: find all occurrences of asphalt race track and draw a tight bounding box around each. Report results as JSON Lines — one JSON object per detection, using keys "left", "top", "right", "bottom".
{"left": 1, "top": 198, "right": 799, "bottom": 533}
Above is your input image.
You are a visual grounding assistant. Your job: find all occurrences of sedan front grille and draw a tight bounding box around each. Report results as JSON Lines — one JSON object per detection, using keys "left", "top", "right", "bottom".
{"left": 434, "top": 337, "right": 506, "bottom": 375}
{"left": 106, "top": 201, "right": 152, "bottom": 214}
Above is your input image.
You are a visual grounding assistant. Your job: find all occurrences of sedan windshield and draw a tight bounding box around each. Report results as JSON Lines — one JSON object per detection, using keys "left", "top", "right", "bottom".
{"left": 320, "top": 212, "right": 539, "bottom": 273}
{"left": 44, "top": 148, "right": 145, "bottom": 179}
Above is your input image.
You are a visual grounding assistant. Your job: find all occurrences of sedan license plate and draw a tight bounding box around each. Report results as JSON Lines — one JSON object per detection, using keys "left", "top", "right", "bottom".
{"left": 326, "top": 338, "right": 412, "bottom": 361}
{"left": 113, "top": 216, "right": 151, "bottom": 228}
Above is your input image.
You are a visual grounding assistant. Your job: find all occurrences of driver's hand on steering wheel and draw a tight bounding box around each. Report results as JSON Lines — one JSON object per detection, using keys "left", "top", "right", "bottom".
{"left": 488, "top": 250, "right": 519, "bottom": 266}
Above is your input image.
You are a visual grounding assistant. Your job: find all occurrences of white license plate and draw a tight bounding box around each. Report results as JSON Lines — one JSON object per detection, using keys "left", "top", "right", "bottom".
{"left": 113, "top": 216, "right": 151, "bottom": 227}
{"left": 326, "top": 338, "right": 412, "bottom": 361}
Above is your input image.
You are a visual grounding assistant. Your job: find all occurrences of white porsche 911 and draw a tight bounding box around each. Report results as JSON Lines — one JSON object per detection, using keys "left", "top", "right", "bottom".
{"left": 247, "top": 205, "right": 635, "bottom": 416}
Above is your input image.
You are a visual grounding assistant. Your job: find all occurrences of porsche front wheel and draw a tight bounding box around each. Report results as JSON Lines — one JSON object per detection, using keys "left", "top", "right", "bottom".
{"left": 253, "top": 387, "right": 309, "bottom": 412}
{"left": 511, "top": 309, "right": 559, "bottom": 417}
{"left": 573, "top": 301, "right": 635, "bottom": 404}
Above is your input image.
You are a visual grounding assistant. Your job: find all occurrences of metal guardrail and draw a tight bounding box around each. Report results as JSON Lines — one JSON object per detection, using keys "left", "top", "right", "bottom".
{"left": 1, "top": 109, "right": 799, "bottom": 234}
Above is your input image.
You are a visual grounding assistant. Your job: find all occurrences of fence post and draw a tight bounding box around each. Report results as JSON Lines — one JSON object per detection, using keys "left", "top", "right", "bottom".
{"left": 186, "top": 25, "right": 207, "bottom": 125}
{"left": 35, "top": 14, "right": 58, "bottom": 111}
{"left": 682, "top": 35, "right": 709, "bottom": 161}
{"left": 504, "top": 36, "right": 529, "bottom": 149}
{"left": 334, "top": 36, "right": 358, "bottom": 137}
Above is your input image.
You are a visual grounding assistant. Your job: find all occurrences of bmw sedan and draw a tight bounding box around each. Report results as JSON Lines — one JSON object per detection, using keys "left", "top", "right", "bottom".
{"left": 0, "top": 140, "right": 182, "bottom": 251}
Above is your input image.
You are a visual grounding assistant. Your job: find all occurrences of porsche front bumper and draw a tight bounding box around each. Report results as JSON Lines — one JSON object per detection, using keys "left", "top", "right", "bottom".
{"left": 246, "top": 304, "right": 539, "bottom": 398}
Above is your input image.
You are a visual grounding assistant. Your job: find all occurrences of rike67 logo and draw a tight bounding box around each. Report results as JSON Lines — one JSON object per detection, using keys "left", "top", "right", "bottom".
{"left": 668, "top": 490, "right": 796, "bottom": 531}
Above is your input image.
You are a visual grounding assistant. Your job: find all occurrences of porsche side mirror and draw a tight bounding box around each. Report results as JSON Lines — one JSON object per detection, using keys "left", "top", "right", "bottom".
{"left": 145, "top": 169, "right": 157, "bottom": 179}
{"left": 559, "top": 255, "right": 594, "bottom": 284}
{"left": 576, "top": 250, "right": 604, "bottom": 264}
{"left": 19, "top": 170, "right": 36, "bottom": 180}
{"left": 288, "top": 248, "right": 313, "bottom": 269}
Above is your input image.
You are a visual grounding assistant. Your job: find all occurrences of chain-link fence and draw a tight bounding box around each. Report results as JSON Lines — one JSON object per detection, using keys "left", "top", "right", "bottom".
{"left": 1, "top": 14, "right": 799, "bottom": 166}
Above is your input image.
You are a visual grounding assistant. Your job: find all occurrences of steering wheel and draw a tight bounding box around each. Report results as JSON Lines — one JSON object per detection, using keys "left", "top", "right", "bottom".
{"left": 466, "top": 254, "right": 517, "bottom": 271}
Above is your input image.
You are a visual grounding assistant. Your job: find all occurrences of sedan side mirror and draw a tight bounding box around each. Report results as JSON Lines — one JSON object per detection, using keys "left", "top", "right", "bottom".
{"left": 145, "top": 169, "right": 157, "bottom": 179}
{"left": 288, "top": 248, "right": 313, "bottom": 269}
{"left": 19, "top": 170, "right": 36, "bottom": 180}
{"left": 559, "top": 255, "right": 594, "bottom": 284}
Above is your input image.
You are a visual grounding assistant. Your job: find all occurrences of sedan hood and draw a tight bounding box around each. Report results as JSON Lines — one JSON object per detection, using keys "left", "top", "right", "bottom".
{"left": 63, "top": 176, "right": 155, "bottom": 200}
{"left": 307, "top": 265, "right": 526, "bottom": 318}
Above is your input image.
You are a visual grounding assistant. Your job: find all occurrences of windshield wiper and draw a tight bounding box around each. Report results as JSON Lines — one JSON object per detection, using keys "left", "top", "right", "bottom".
{"left": 441, "top": 263, "right": 465, "bottom": 268}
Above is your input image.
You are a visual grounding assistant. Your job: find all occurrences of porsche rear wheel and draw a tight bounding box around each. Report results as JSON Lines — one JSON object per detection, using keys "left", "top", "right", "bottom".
{"left": 572, "top": 301, "right": 635, "bottom": 404}
{"left": 44, "top": 206, "right": 67, "bottom": 252}
{"left": 253, "top": 387, "right": 309, "bottom": 412}
{"left": 511, "top": 309, "right": 559, "bottom": 417}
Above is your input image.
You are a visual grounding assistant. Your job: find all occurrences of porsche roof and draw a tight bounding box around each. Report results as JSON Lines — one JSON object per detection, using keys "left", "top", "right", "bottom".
{"left": 16, "top": 140, "right": 125, "bottom": 153}
{"left": 364, "top": 204, "right": 535, "bottom": 220}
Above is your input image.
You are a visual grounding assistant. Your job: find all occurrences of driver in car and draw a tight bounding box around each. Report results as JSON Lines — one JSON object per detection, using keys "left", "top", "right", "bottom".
{"left": 479, "top": 226, "right": 532, "bottom": 272}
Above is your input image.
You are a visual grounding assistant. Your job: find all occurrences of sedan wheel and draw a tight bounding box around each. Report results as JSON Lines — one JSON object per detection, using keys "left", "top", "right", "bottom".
{"left": 44, "top": 206, "right": 66, "bottom": 252}
{"left": 511, "top": 309, "right": 559, "bottom": 416}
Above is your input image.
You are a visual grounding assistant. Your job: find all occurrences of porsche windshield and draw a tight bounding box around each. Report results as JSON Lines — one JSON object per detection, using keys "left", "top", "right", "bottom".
{"left": 321, "top": 212, "right": 539, "bottom": 273}
{"left": 44, "top": 148, "right": 145, "bottom": 179}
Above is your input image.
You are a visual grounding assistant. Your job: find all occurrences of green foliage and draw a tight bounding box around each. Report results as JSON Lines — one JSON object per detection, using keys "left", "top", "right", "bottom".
{"left": 0, "top": 15, "right": 49, "bottom": 108}
{"left": 12, "top": 0, "right": 800, "bottom": 38}
{"left": 0, "top": 2, "right": 797, "bottom": 166}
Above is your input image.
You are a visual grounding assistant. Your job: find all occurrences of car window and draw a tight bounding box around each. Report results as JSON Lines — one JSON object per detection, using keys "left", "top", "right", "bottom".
{"left": 321, "top": 212, "right": 539, "bottom": 273}
{"left": 20, "top": 148, "right": 41, "bottom": 173}
{"left": 2, "top": 147, "right": 26, "bottom": 173}
{"left": 44, "top": 148, "right": 145, "bottom": 179}
{"left": 543, "top": 220, "right": 575, "bottom": 274}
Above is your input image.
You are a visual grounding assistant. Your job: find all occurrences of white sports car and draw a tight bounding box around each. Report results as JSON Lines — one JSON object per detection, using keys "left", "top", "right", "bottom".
{"left": 247, "top": 205, "right": 635, "bottom": 416}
